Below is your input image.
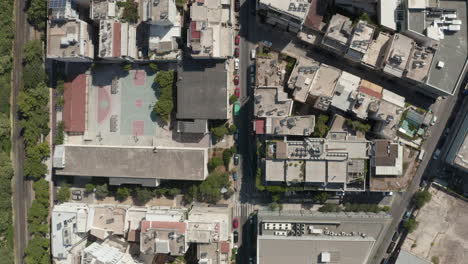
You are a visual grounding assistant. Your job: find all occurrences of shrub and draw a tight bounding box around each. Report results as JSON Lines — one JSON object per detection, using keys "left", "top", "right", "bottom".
{"left": 117, "top": 0, "right": 139, "bottom": 23}
{"left": 211, "top": 124, "right": 229, "bottom": 140}
{"left": 229, "top": 95, "right": 238, "bottom": 104}
{"left": 54, "top": 121, "right": 65, "bottom": 145}
{"left": 208, "top": 157, "right": 223, "bottom": 172}
{"left": 414, "top": 190, "right": 432, "bottom": 209}
{"left": 115, "top": 187, "right": 130, "bottom": 201}
{"left": 318, "top": 203, "right": 342, "bottom": 213}
{"left": 313, "top": 115, "right": 329, "bottom": 137}
{"left": 95, "top": 184, "right": 109, "bottom": 200}
{"left": 149, "top": 63, "right": 158, "bottom": 72}
{"left": 404, "top": 218, "right": 419, "bottom": 233}
{"left": 57, "top": 184, "right": 70, "bottom": 203}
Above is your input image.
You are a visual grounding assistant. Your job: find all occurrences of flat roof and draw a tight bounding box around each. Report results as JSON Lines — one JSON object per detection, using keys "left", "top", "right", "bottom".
{"left": 408, "top": 0, "right": 426, "bottom": 9}
{"left": 383, "top": 34, "right": 415, "bottom": 78}
{"left": 349, "top": 21, "right": 375, "bottom": 54}
{"left": 309, "top": 64, "right": 341, "bottom": 98}
{"left": 254, "top": 87, "right": 293, "bottom": 117}
{"left": 379, "top": 0, "right": 398, "bottom": 30}
{"left": 408, "top": 9, "right": 426, "bottom": 34}
{"left": 362, "top": 32, "right": 391, "bottom": 68}
{"left": 54, "top": 145, "right": 207, "bottom": 181}
{"left": 91, "top": 206, "right": 126, "bottom": 235}
{"left": 305, "top": 160, "right": 326, "bottom": 183}
{"left": 426, "top": 0, "right": 468, "bottom": 94}
{"left": 177, "top": 59, "right": 228, "bottom": 120}
{"left": 327, "top": 160, "right": 347, "bottom": 183}
{"left": 289, "top": 58, "right": 321, "bottom": 103}
{"left": 446, "top": 110, "right": 468, "bottom": 172}
{"left": 259, "top": 0, "right": 310, "bottom": 20}
{"left": 265, "top": 160, "right": 285, "bottom": 182}
{"left": 47, "top": 20, "right": 94, "bottom": 59}
{"left": 331, "top": 71, "right": 361, "bottom": 112}
{"left": 325, "top": 14, "right": 353, "bottom": 44}
{"left": 257, "top": 211, "right": 392, "bottom": 264}
{"left": 266, "top": 116, "right": 315, "bottom": 136}
{"left": 63, "top": 74, "right": 87, "bottom": 133}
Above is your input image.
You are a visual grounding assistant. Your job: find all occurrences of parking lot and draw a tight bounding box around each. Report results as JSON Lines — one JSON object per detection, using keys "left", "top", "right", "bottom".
{"left": 401, "top": 185, "right": 468, "bottom": 264}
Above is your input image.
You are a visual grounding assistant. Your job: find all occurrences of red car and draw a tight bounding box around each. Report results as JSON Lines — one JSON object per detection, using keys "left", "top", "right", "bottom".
{"left": 233, "top": 218, "right": 239, "bottom": 229}
{"left": 235, "top": 35, "right": 240, "bottom": 45}
{"left": 233, "top": 75, "right": 239, "bottom": 85}
{"left": 235, "top": 87, "right": 240, "bottom": 97}
{"left": 234, "top": 48, "right": 239, "bottom": 58}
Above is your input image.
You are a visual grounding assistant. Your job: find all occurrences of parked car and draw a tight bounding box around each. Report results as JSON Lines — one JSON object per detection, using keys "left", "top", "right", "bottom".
{"left": 250, "top": 64, "right": 256, "bottom": 74}
{"left": 392, "top": 232, "right": 399, "bottom": 242}
{"left": 431, "top": 115, "right": 437, "bottom": 126}
{"left": 234, "top": 0, "right": 240, "bottom": 12}
{"left": 250, "top": 48, "right": 256, "bottom": 60}
{"left": 233, "top": 218, "right": 239, "bottom": 229}
{"left": 233, "top": 172, "right": 238, "bottom": 181}
{"left": 387, "top": 242, "right": 396, "bottom": 254}
{"left": 384, "top": 191, "right": 393, "bottom": 196}
{"left": 234, "top": 154, "right": 240, "bottom": 165}
{"left": 251, "top": 1, "right": 256, "bottom": 15}
{"left": 235, "top": 35, "right": 240, "bottom": 45}
{"left": 233, "top": 75, "right": 239, "bottom": 85}
{"left": 234, "top": 58, "right": 240, "bottom": 70}
{"left": 249, "top": 257, "right": 255, "bottom": 264}
{"left": 235, "top": 87, "right": 240, "bottom": 97}
{"left": 433, "top": 148, "right": 441, "bottom": 160}
{"left": 234, "top": 130, "right": 239, "bottom": 141}
{"left": 72, "top": 194, "right": 82, "bottom": 200}
{"left": 233, "top": 231, "right": 239, "bottom": 243}
{"left": 72, "top": 190, "right": 82, "bottom": 195}
{"left": 234, "top": 47, "right": 240, "bottom": 58}
{"left": 234, "top": 101, "right": 240, "bottom": 116}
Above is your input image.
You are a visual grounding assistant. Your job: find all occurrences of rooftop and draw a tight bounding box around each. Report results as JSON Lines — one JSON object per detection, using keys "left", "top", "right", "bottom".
{"left": 47, "top": 20, "right": 94, "bottom": 59}
{"left": 188, "top": 0, "right": 232, "bottom": 58}
{"left": 259, "top": 0, "right": 310, "bottom": 20}
{"left": 425, "top": 0, "right": 468, "bottom": 95}
{"left": 370, "top": 99, "right": 405, "bottom": 139}
{"left": 287, "top": 58, "right": 321, "bottom": 103}
{"left": 262, "top": 115, "right": 315, "bottom": 136}
{"left": 177, "top": 59, "right": 228, "bottom": 120}
{"left": 348, "top": 21, "right": 375, "bottom": 55}
{"left": 405, "top": 43, "right": 435, "bottom": 82}
{"left": 309, "top": 64, "right": 341, "bottom": 98}
{"left": 53, "top": 145, "right": 208, "bottom": 181}
{"left": 254, "top": 87, "right": 293, "bottom": 117}
{"left": 372, "top": 140, "right": 403, "bottom": 176}
{"left": 140, "top": 221, "right": 187, "bottom": 256}
{"left": 331, "top": 71, "right": 361, "bottom": 112}
{"left": 98, "top": 20, "right": 138, "bottom": 59}
{"left": 48, "top": 0, "right": 79, "bottom": 20}
{"left": 188, "top": 207, "right": 231, "bottom": 243}
{"left": 446, "top": 108, "right": 468, "bottom": 172}
{"left": 362, "top": 32, "right": 391, "bottom": 69}
{"left": 91, "top": 206, "right": 126, "bottom": 236}
{"left": 257, "top": 210, "right": 392, "bottom": 264}
{"left": 383, "top": 34, "right": 415, "bottom": 78}
{"left": 90, "top": 0, "right": 117, "bottom": 20}
{"left": 322, "top": 13, "right": 353, "bottom": 53}
{"left": 379, "top": 0, "right": 398, "bottom": 30}
{"left": 303, "top": 0, "right": 327, "bottom": 31}
{"left": 257, "top": 53, "right": 289, "bottom": 87}
{"left": 63, "top": 74, "right": 87, "bottom": 133}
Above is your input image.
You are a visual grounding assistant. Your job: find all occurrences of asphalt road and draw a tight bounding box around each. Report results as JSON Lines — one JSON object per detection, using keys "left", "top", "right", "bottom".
{"left": 371, "top": 91, "right": 462, "bottom": 263}
{"left": 11, "top": 0, "right": 29, "bottom": 263}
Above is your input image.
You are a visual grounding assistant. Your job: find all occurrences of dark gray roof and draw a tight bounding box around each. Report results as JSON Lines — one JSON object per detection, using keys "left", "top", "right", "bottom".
{"left": 176, "top": 59, "right": 228, "bottom": 120}
{"left": 374, "top": 140, "right": 398, "bottom": 166}
{"left": 176, "top": 119, "right": 208, "bottom": 134}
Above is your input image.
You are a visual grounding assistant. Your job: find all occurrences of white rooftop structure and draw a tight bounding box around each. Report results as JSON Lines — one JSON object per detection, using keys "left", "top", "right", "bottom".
{"left": 81, "top": 242, "right": 124, "bottom": 264}
{"left": 378, "top": 0, "right": 399, "bottom": 31}
{"left": 52, "top": 203, "right": 90, "bottom": 261}
{"left": 331, "top": 72, "right": 361, "bottom": 112}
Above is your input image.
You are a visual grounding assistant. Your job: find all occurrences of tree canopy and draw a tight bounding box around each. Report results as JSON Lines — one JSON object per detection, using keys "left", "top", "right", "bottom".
{"left": 95, "top": 184, "right": 109, "bottom": 200}
{"left": 313, "top": 115, "right": 329, "bottom": 137}
{"left": 57, "top": 184, "right": 71, "bottom": 203}
{"left": 198, "top": 171, "right": 230, "bottom": 204}
{"left": 414, "top": 190, "right": 432, "bottom": 209}
{"left": 26, "top": 0, "right": 47, "bottom": 31}
{"left": 153, "top": 71, "right": 175, "bottom": 124}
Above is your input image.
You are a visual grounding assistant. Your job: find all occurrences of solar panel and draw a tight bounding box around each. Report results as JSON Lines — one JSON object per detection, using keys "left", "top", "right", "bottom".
{"left": 50, "top": 0, "right": 66, "bottom": 9}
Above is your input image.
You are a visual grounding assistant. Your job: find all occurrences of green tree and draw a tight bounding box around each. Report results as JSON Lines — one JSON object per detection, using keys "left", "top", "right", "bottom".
{"left": 414, "top": 190, "right": 432, "bottom": 209}
{"left": 228, "top": 124, "right": 237, "bottom": 134}
{"left": 23, "top": 40, "right": 43, "bottom": 65}
{"left": 318, "top": 203, "right": 342, "bottom": 213}
{"left": 269, "top": 202, "right": 279, "bottom": 211}
{"left": 229, "top": 94, "right": 238, "bottom": 104}
{"left": 404, "top": 218, "right": 419, "bottom": 233}
{"left": 55, "top": 121, "right": 65, "bottom": 145}
{"left": 222, "top": 148, "right": 234, "bottom": 168}
{"left": 118, "top": 0, "right": 139, "bottom": 23}
{"left": 208, "top": 157, "right": 223, "bottom": 172}
{"left": 154, "top": 188, "right": 167, "bottom": 198}
{"left": 166, "top": 188, "right": 181, "bottom": 198}
{"left": 183, "top": 185, "right": 198, "bottom": 204}
{"left": 85, "top": 183, "right": 95, "bottom": 194}
{"left": 27, "top": 201, "right": 48, "bottom": 224}
{"left": 133, "top": 188, "right": 153, "bottom": 205}
{"left": 33, "top": 179, "right": 49, "bottom": 207}
{"left": 211, "top": 124, "right": 228, "bottom": 140}
{"left": 22, "top": 62, "right": 47, "bottom": 90}
{"left": 149, "top": 63, "right": 158, "bottom": 72}
{"left": 24, "top": 236, "right": 49, "bottom": 264}
{"left": 57, "top": 183, "right": 70, "bottom": 203}
{"left": 153, "top": 99, "right": 173, "bottom": 123}
{"left": 313, "top": 115, "right": 329, "bottom": 137}
{"left": 198, "top": 171, "right": 230, "bottom": 204}
{"left": 0, "top": 55, "right": 11, "bottom": 75}
{"left": 24, "top": 157, "right": 47, "bottom": 180}
{"left": 115, "top": 187, "right": 130, "bottom": 201}
{"left": 313, "top": 192, "right": 330, "bottom": 204}
{"left": 26, "top": 0, "right": 47, "bottom": 31}
{"left": 121, "top": 63, "right": 132, "bottom": 71}
{"left": 95, "top": 184, "right": 109, "bottom": 200}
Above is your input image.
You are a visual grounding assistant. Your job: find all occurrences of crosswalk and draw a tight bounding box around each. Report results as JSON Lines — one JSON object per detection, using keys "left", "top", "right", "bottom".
{"left": 233, "top": 202, "right": 256, "bottom": 219}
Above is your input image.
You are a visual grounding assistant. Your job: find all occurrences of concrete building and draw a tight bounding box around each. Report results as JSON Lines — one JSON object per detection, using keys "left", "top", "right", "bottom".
{"left": 97, "top": 20, "right": 138, "bottom": 60}
{"left": 47, "top": 0, "right": 94, "bottom": 61}
{"left": 53, "top": 65, "right": 209, "bottom": 187}
{"left": 187, "top": 0, "right": 233, "bottom": 58}
{"left": 264, "top": 133, "right": 371, "bottom": 191}
{"left": 331, "top": 71, "right": 361, "bottom": 113}
{"left": 308, "top": 64, "right": 342, "bottom": 111}
{"left": 254, "top": 87, "right": 293, "bottom": 117}
{"left": 321, "top": 14, "right": 353, "bottom": 55}
{"left": 91, "top": 0, "right": 118, "bottom": 21}
{"left": 258, "top": 0, "right": 311, "bottom": 33}
{"left": 141, "top": 0, "right": 182, "bottom": 60}
{"left": 256, "top": 210, "right": 392, "bottom": 264}
{"left": 362, "top": 31, "right": 392, "bottom": 69}
{"left": 302, "top": 0, "right": 327, "bottom": 31}
{"left": 381, "top": 33, "right": 415, "bottom": 78}
{"left": 255, "top": 116, "right": 315, "bottom": 136}
{"left": 378, "top": 0, "right": 401, "bottom": 31}
{"left": 344, "top": 21, "right": 375, "bottom": 63}
{"left": 446, "top": 110, "right": 468, "bottom": 173}
{"left": 287, "top": 58, "right": 321, "bottom": 103}
{"left": 371, "top": 140, "right": 404, "bottom": 177}
{"left": 369, "top": 89, "right": 405, "bottom": 139}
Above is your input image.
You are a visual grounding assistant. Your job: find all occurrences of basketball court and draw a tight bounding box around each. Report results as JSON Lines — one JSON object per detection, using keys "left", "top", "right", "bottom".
{"left": 87, "top": 65, "right": 158, "bottom": 146}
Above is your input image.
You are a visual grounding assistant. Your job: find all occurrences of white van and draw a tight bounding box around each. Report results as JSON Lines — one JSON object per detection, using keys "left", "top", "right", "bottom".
{"left": 250, "top": 49, "right": 256, "bottom": 60}
{"left": 418, "top": 149, "right": 425, "bottom": 161}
